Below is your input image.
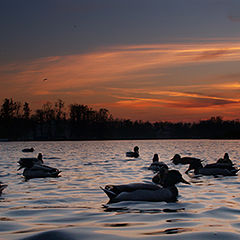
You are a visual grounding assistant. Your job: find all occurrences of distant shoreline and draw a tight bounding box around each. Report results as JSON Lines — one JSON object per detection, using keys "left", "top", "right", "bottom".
{"left": 1, "top": 137, "right": 240, "bottom": 142}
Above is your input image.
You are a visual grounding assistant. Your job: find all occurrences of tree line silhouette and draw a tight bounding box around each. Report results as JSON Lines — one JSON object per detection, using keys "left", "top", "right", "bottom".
{"left": 1, "top": 98, "right": 240, "bottom": 140}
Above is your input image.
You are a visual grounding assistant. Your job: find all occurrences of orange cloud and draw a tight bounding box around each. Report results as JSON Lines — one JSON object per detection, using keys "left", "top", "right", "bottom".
{"left": 2, "top": 41, "right": 240, "bottom": 121}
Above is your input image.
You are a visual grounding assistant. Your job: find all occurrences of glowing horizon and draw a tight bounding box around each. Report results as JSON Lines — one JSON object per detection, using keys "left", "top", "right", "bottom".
{"left": 1, "top": 41, "right": 240, "bottom": 122}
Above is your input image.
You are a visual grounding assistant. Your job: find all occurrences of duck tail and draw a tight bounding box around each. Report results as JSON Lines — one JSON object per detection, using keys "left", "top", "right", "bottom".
{"left": 232, "top": 168, "right": 240, "bottom": 175}
{"left": 100, "top": 186, "right": 116, "bottom": 200}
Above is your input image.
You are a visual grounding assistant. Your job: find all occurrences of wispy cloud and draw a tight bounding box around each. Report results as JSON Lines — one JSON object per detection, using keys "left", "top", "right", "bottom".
{"left": 2, "top": 41, "right": 240, "bottom": 121}
{"left": 228, "top": 15, "right": 240, "bottom": 22}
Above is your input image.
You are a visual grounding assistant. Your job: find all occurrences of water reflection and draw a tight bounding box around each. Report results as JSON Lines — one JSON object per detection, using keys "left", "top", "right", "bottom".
{"left": 0, "top": 140, "right": 240, "bottom": 240}
{"left": 103, "top": 204, "right": 185, "bottom": 214}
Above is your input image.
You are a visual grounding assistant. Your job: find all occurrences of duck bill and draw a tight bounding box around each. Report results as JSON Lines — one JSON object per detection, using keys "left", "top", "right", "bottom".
{"left": 180, "top": 177, "right": 190, "bottom": 185}
{"left": 17, "top": 165, "right": 24, "bottom": 171}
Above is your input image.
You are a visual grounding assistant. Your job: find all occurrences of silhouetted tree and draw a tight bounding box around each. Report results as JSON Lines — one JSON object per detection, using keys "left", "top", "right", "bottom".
{"left": 55, "top": 99, "right": 65, "bottom": 120}
{"left": 23, "top": 102, "right": 31, "bottom": 120}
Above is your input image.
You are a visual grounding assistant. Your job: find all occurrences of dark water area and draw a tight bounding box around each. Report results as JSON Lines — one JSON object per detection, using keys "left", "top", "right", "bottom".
{"left": 1, "top": 140, "right": 240, "bottom": 239}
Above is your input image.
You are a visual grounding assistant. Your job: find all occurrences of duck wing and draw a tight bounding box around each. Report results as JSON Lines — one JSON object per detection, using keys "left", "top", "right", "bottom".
{"left": 102, "top": 186, "right": 175, "bottom": 203}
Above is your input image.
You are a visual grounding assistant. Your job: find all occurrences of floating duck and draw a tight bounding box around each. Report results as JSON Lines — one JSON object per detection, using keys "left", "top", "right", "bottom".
{"left": 18, "top": 153, "right": 61, "bottom": 179}
{"left": 171, "top": 154, "right": 202, "bottom": 165}
{"left": 22, "top": 147, "right": 35, "bottom": 152}
{"left": 101, "top": 170, "right": 189, "bottom": 203}
{"left": 18, "top": 153, "right": 44, "bottom": 170}
{"left": 216, "top": 153, "right": 233, "bottom": 165}
{"left": 171, "top": 154, "right": 203, "bottom": 173}
{"left": 0, "top": 183, "right": 7, "bottom": 195}
{"left": 20, "top": 164, "right": 61, "bottom": 179}
{"left": 186, "top": 161, "right": 238, "bottom": 176}
{"left": 126, "top": 146, "right": 139, "bottom": 158}
{"left": 148, "top": 154, "right": 168, "bottom": 171}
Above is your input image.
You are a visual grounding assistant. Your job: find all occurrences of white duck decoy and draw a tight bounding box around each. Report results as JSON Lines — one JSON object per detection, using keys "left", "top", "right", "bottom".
{"left": 101, "top": 170, "right": 189, "bottom": 203}
{"left": 126, "top": 146, "right": 139, "bottom": 158}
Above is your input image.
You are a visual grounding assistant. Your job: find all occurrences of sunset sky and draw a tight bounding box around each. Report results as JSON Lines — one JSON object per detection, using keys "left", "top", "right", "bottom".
{"left": 1, "top": 0, "right": 240, "bottom": 122}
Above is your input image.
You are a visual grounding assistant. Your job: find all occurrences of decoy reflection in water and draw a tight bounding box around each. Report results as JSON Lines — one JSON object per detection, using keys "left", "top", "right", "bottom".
{"left": 126, "top": 146, "right": 139, "bottom": 158}
{"left": 148, "top": 154, "right": 168, "bottom": 172}
{"left": 101, "top": 170, "right": 189, "bottom": 203}
{"left": 18, "top": 153, "right": 61, "bottom": 179}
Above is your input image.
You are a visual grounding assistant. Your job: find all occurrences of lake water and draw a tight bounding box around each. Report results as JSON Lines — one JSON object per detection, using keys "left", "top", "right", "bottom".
{"left": 1, "top": 140, "right": 240, "bottom": 240}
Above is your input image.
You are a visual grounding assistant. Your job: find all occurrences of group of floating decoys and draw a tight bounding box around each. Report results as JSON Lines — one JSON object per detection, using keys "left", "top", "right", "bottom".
{"left": 1, "top": 146, "right": 239, "bottom": 205}
{"left": 0, "top": 147, "right": 61, "bottom": 196}
{"left": 101, "top": 146, "right": 239, "bottom": 203}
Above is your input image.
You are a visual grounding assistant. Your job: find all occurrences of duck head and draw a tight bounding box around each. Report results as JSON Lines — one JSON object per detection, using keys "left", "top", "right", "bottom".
{"left": 162, "top": 170, "right": 190, "bottom": 187}
{"left": 153, "top": 169, "right": 189, "bottom": 186}
{"left": 171, "top": 154, "right": 181, "bottom": 164}
{"left": 134, "top": 146, "right": 139, "bottom": 153}
{"left": 152, "top": 165, "right": 169, "bottom": 184}
{"left": 152, "top": 154, "right": 159, "bottom": 163}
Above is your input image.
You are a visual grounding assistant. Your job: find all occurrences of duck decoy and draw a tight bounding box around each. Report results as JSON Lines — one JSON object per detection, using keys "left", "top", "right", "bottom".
{"left": 148, "top": 154, "right": 168, "bottom": 171}
{"left": 171, "top": 154, "right": 202, "bottom": 165}
{"left": 18, "top": 153, "right": 44, "bottom": 170}
{"left": 171, "top": 154, "right": 203, "bottom": 173}
{"left": 20, "top": 164, "right": 61, "bottom": 179}
{"left": 126, "top": 146, "right": 139, "bottom": 158}
{"left": 22, "top": 147, "right": 34, "bottom": 152}
{"left": 186, "top": 161, "right": 239, "bottom": 176}
{"left": 101, "top": 170, "right": 190, "bottom": 203}
{"left": 18, "top": 153, "right": 61, "bottom": 179}
{"left": 216, "top": 153, "right": 233, "bottom": 165}
{"left": 0, "top": 183, "right": 7, "bottom": 195}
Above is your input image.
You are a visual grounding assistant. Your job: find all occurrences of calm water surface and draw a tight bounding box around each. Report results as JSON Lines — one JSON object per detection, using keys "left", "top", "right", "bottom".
{"left": 1, "top": 140, "right": 240, "bottom": 240}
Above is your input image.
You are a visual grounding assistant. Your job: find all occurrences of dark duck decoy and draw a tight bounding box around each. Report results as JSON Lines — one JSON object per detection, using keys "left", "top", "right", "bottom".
{"left": 101, "top": 170, "right": 190, "bottom": 203}
{"left": 171, "top": 154, "right": 203, "bottom": 174}
{"left": 22, "top": 147, "right": 34, "bottom": 152}
{"left": 148, "top": 154, "right": 168, "bottom": 171}
{"left": 171, "top": 154, "right": 202, "bottom": 165}
{"left": 18, "top": 153, "right": 44, "bottom": 170}
{"left": 201, "top": 153, "right": 237, "bottom": 172}
{"left": 216, "top": 153, "right": 233, "bottom": 165}
{"left": 126, "top": 146, "right": 139, "bottom": 158}
{"left": 186, "top": 160, "right": 239, "bottom": 176}
{"left": 18, "top": 153, "right": 61, "bottom": 179}
{"left": 0, "top": 182, "right": 7, "bottom": 195}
